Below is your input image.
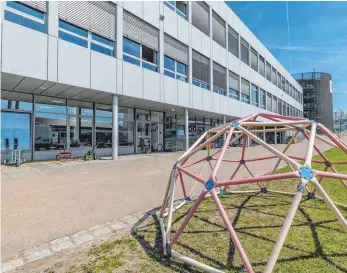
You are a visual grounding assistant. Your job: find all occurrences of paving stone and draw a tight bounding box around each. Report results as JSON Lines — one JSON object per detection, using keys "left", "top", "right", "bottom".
{"left": 1, "top": 258, "right": 24, "bottom": 272}
{"left": 25, "top": 249, "right": 51, "bottom": 263}
{"left": 106, "top": 220, "right": 127, "bottom": 231}
{"left": 49, "top": 236, "right": 74, "bottom": 252}
{"left": 71, "top": 230, "right": 94, "bottom": 245}
{"left": 119, "top": 214, "right": 140, "bottom": 226}
{"left": 89, "top": 225, "right": 111, "bottom": 237}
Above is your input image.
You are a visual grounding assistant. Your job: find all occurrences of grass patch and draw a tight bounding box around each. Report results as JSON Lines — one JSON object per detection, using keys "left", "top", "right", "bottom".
{"left": 44, "top": 148, "right": 347, "bottom": 273}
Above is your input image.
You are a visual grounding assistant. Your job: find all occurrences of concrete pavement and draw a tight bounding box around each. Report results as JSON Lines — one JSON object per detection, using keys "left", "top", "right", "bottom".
{"left": 2, "top": 135, "right": 346, "bottom": 260}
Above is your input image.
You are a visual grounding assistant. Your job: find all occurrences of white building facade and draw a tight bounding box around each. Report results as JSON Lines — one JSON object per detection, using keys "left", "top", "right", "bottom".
{"left": 0, "top": 1, "right": 303, "bottom": 161}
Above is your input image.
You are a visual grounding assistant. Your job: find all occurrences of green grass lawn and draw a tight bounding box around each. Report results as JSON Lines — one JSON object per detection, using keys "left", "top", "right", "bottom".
{"left": 46, "top": 148, "right": 347, "bottom": 273}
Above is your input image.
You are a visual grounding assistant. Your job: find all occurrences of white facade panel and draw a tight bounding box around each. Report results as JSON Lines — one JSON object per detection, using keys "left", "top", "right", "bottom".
{"left": 177, "top": 16, "right": 189, "bottom": 46}
{"left": 192, "top": 85, "right": 203, "bottom": 110}
{"left": 91, "top": 51, "right": 117, "bottom": 93}
{"left": 212, "top": 92, "right": 221, "bottom": 113}
{"left": 2, "top": 22, "right": 47, "bottom": 80}
{"left": 143, "top": 1, "right": 159, "bottom": 28}
{"left": 143, "top": 69, "right": 160, "bottom": 101}
{"left": 164, "top": 76, "right": 178, "bottom": 105}
{"left": 201, "top": 33, "right": 211, "bottom": 58}
{"left": 202, "top": 89, "right": 213, "bottom": 112}
{"left": 122, "top": 61, "right": 143, "bottom": 98}
{"left": 191, "top": 26, "right": 202, "bottom": 53}
{"left": 58, "top": 40, "right": 90, "bottom": 88}
{"left": 177, "top": 81, "right": 190, "bottom": 107}
{"left": 123, "top": 1, "right": 143, "bottom": 18}
{"left": 163, "top": 5, "right": 177, "bottom": 39}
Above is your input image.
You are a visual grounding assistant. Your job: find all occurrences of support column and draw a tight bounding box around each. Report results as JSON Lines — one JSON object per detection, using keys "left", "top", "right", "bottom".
{"left": 223, "top": 115, "right": 227, "bottom": 143}
{"left": 92, "top": 102, "right": 96, "bottom": 149}
{"left": 47, "top": 1, "right": 58, "bottom": 37}
{"left": 263, "top": 126, "right": 266, "bottom": 142}
{"left": 185, "top": 108, "right": 189, "bottom": 151}
{"left": 112, "top": 95, "right": 119, "bottom": 160}
{"left": 274, "top": 126, "right": 277, "bottom": 145}
{"left": 31, "top": 94, "right": 36, "bottom": 161}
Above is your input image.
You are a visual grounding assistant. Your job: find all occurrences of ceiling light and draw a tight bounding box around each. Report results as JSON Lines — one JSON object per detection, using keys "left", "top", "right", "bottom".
{"left": 51, "top": 100, "right": 64, "bottom": 104}
{"left": 39, "top": 86, "right": 47, "bottom": 90}
{"left": 172, "top": 108, "right": 175, "bottom": 112}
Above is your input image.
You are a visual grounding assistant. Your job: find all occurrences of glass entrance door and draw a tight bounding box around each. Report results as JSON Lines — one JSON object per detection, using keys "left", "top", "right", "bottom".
{"left": 1, "top": 112, "right": 31, "bottom": 152}
{"left": 136, "top": 121, "right": 151, "bottom": 153}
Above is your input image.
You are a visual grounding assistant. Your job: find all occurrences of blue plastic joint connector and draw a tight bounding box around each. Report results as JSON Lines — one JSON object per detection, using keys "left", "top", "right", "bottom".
{"left": 185, "top": 197, "right": 191, "bottom": 204}
{"left": 173, "top": 162, "right": 178, "bottom": 170}
{"left": 297, "top": 182, "right": 305, "bottom": 193}
{"left": 220, "top": 189, "right": 226, "bottom": 195}
{"left": 206, "top": 156, "right": 212, "bottom": 161}
{"left": 295, "top": 126, "right": 303, "bottom": 132}
{"left": 205, "top": 179, "right": 215, "bottom": 191}
{"left": 298, "top": 165, "right": 315, "bottom": 180}
{"left": 231, "top": 122, "right": 239, "bottom": 128}
{"left": 240, "top": 159, "right": 245, "bottom": 164}
{"left": 324, "top": 161, "right": 332, "bottom": 167}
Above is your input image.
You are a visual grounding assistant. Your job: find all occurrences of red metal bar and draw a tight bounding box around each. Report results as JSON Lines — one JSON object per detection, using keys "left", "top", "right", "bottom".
{"left": 243, "top": 163, "right": 262, "bottom": 188}
{"left": 210, "top": 190, "right": 255, "bottom": 273}
{"left": 317, "top": 123, "right": 347, "bottom": 153}
{"left": 177, "top": 165, "right": 206, "bottom": 184}
{"left": 170, "top": 189, "right": 207, "bottom": 246}
{"left": 217, "top": 171, "right": 300, "bottom": 187}
{"left": 245, "top": 155, "right": 278, "bottom": 162}
{"left": 178, "top": 171, "right": 188, "bottom": 199}
{"left": 314, "top": 170, "right": 347, "bottom": 181}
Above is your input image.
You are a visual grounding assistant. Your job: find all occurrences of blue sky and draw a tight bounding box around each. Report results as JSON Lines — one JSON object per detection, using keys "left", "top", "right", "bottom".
{"left": 226, "top": 1, "right": 347, "bottom": 111}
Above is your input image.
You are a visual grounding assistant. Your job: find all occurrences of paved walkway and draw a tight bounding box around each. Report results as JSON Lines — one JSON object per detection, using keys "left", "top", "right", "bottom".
{"left": 2, "top": 135, "right": 346, "bottom": 261}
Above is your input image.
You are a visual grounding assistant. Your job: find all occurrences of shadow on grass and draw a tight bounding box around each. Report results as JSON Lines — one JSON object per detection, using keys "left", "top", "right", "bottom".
{"left": 131, "top": 193, "right": 347, "bottom": 273}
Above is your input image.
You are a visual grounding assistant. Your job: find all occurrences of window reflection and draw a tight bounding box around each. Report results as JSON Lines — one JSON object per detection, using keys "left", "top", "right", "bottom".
{"left": 96, "top": 104, "right": 112, "bottom": 148}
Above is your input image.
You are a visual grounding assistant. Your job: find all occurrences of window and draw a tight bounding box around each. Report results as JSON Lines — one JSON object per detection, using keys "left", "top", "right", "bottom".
{"left": 164, "top": 34, "right": 188, "bottom": 82}
{"left": 123, "top": 37, "right": 158, "bottom": 72}
{"left": 240, "top": 38, "right": 249, "bottom": 65}
{"left": 59, "top": 20, "right": 114, "bottom": 55}
{"left": 281, "top": 77, "right": 285, "bottom": 91}
{"left": 278, "top": 99, "right": 282, "bottom": 115}
{"left": 213, "top": 63, "right": 227, "bottom": 95}
{"left": 272, "top": 96, "right": 277, "bottom": 113}
{"left": 277, "top": 72, "right": 281, "bottom": 88}
{"left": 123, "top": 11, "right": 159, "bottom": 71}
{"left": 229, "top": 71, "right": 240, "bottom": 100}
{"left": 192, "top": 50, "right": 210, "bottom": 89}
{"left": 266, "top": 62, "right": 271, "bottom": 81}
{"left": 272, "top": 67, "right": 277, "bottom": 85}
{"left": 212, "top": 11, "right": 226, "bottom": 48}
{"left": 285, "top": 80, "right": 289, "bottom": 94}
{"left": 192, "top": 1, "right": 209, "bottom": 36}
{"left": 250, "top": 47, "right": 258, "bottom": 71}
{"left": 164, "top": 56, "right": 187, "bottom": 82}
{"left": 228, "top": 26, "right": 239, "bottom": 58}
{"left": 165, "top": 1, "right": 187, "bottom": 19}
{"left": 95, "top": 104, "right": 112, "bottom": 148}
{"left": 119, "top": 107, "right": 134, "bottom": 147}
{"left": 259, "top": 89, "right": 266, "bottom": 109}
{"left": 241, "top": 78, "right": 250, "bottom": 103}
{"left": 250, "top": 84, "right": 259, "bottom": 106}
{"left": 35, "top": 96, "right": 67, "bottom": 152}
{"left": 5, "top": 1, "right": 46, "bottom": 33}
{"left": 266, "top": 92, "right": 272, "bottom": 111}
{"left": 259, "top": 55, "right": 265, "bottom": 76}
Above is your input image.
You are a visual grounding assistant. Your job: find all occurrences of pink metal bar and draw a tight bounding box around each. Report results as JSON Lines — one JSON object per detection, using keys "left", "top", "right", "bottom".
{"left": 217, "top": 172, "right": 300, "bottom": 187}
{"left": 243, "top": 163, "right": 262, "bottom": 189}
{"left": 259, "top": 112, "right": 306, "bottom": 121}
{"left": 178, "top": 171, "right": 188, "bottom": 199}
{"left": 176, "top": 165, "right": 206, "bottom": 184}
{"left": 315, "top": 170, "right": 347, "bottom": 181}
{"left": 317, "top": 123, "right": 347, "bottom": 153}
{"left": 210, "top": 190, "right": 255, "bottom": 273}
{"left": 170, "top": 189, "right": 207, "bottom": 246}
{"left": 245, "top": 155, "right": 278, "bottom": 162}
{"left": 223, "top": 163, "right": 242, "bottom": 190}
{"left": 212, "top": 127, "right": 234, "bottom": 179}
{"left": 288, "top": 155, "right": 325, "bottom": 164}
{"left": 183, "top": 156, "right": 209, "bottom": 168}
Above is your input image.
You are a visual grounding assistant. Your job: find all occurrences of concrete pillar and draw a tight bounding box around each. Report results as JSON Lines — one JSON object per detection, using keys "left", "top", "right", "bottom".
{"left": 185, "top": 108, "right": 189, "bottom": 151}
{"left": 112, "top": 95, "right": 119, "bottom": 160}
{"left": 223, "top": 115, "right": 227, "bottom": 143}
{"left": 274, "top": 126, "right": 277, "bottom": 145}
{"left": 263, "top": 126, "right": 266, "bottom": 142}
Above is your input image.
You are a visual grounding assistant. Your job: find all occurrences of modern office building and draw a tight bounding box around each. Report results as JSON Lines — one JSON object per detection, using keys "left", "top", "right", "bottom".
{"left": 0, "top": 1, "right": 303, "bottom": 161}
{"left": 293, "top": 72, "right": 333, "bottom": 131}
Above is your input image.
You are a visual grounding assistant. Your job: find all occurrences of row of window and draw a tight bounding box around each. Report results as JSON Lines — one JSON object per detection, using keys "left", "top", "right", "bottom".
{"left": 6, "top": 1, "right": 302, "bottom": 115}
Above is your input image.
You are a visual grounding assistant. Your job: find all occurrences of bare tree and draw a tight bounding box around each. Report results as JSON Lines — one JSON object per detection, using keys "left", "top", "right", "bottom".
{"left": 334, "top": 109, "right": 346, "bottom": 137}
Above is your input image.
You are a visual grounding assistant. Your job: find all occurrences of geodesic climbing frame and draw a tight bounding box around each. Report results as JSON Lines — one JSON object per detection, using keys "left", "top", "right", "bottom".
{"left": 157, "top": 113, "right": 347, "bottom": 273}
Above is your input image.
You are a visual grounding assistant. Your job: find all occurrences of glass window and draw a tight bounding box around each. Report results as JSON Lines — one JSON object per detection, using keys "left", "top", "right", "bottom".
{"left": 212, "top": 11, "right": 226, "bottom": 48}
{"left": 177, "top": 62, "right": 186, "bottom": 75}
{"left": 123, "top": 37, "right": 141, "bottom": 58}
{"left": 250, "top": 84, "right": 258, "bottom": 106}
{"left": 59, "top": 20, "right": 88, "bottom": 37}
{"left": 1, "top": 92, "right": 33, "bottom": 111}
{"left": 142, "top": 45, "right": 156, "bottom": 64}
{"left": 272, "top": 67, "right": 277, "bottom": 85}
{"left": 266, "top": 92, "right": 272, "bottom": 111}
{"left": 266, "top": 62, "right": 271, "bottom": 81}
{"left": 123, "top": 54, "right": 140, "bottom": 66}
{"left": 229, "top": 71, "right": 239, "bottom": 100}
{"left": 58, "top": 20, "right": 88, "bottom": 48}
{"left": 2, "top": 112, "right": 31, "bottom": 151}
{"left": 164, "top": 1, "right": 175, "bottom": 11}
{"left": 277, "top": 72, "right": 281, "bottom": 88}
{"left": 192, "top": 50, "right": 210, "bottom": 89}
{"left": 95, "top": 104, "right": 112, "bottom": 148}
{"left": 191, "top": 1, "right": 209, "bottom": 36}
{"left": 250, "top": 47, "right": 258, "bottom": 71}
{"left": 91, "top": 33, "right": 114, "bottom": 56}
{"left": 228, "top": 26, "right": 239, "bottom": 58}
{"left": 229, "top": 89, "right": 239, "bottom": 100}
{"left": 164, "top": 70, "right": 175, "bottom": 79}
{"left": 176, "top": 1, "right": 187, "bottom": 18}
{"left": 5, "top": 1, "right": 46, "bottom": 33}
{"left": 259, "top": 55, "right": 265, "bottom": 76}
{"left": 260, "top": 89, "right": 265, "bottom": 109}
{"left": 164, "top": 56, "right": 175, "bottom": 71}
{"left": 241, "top": 93, "right": 250, "bottom": 103}
{"left": 281, "top": 77, "right": 285, "bottom": 91}
{"left": 240, "top": 38, "right": 249, "bottom": 65}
